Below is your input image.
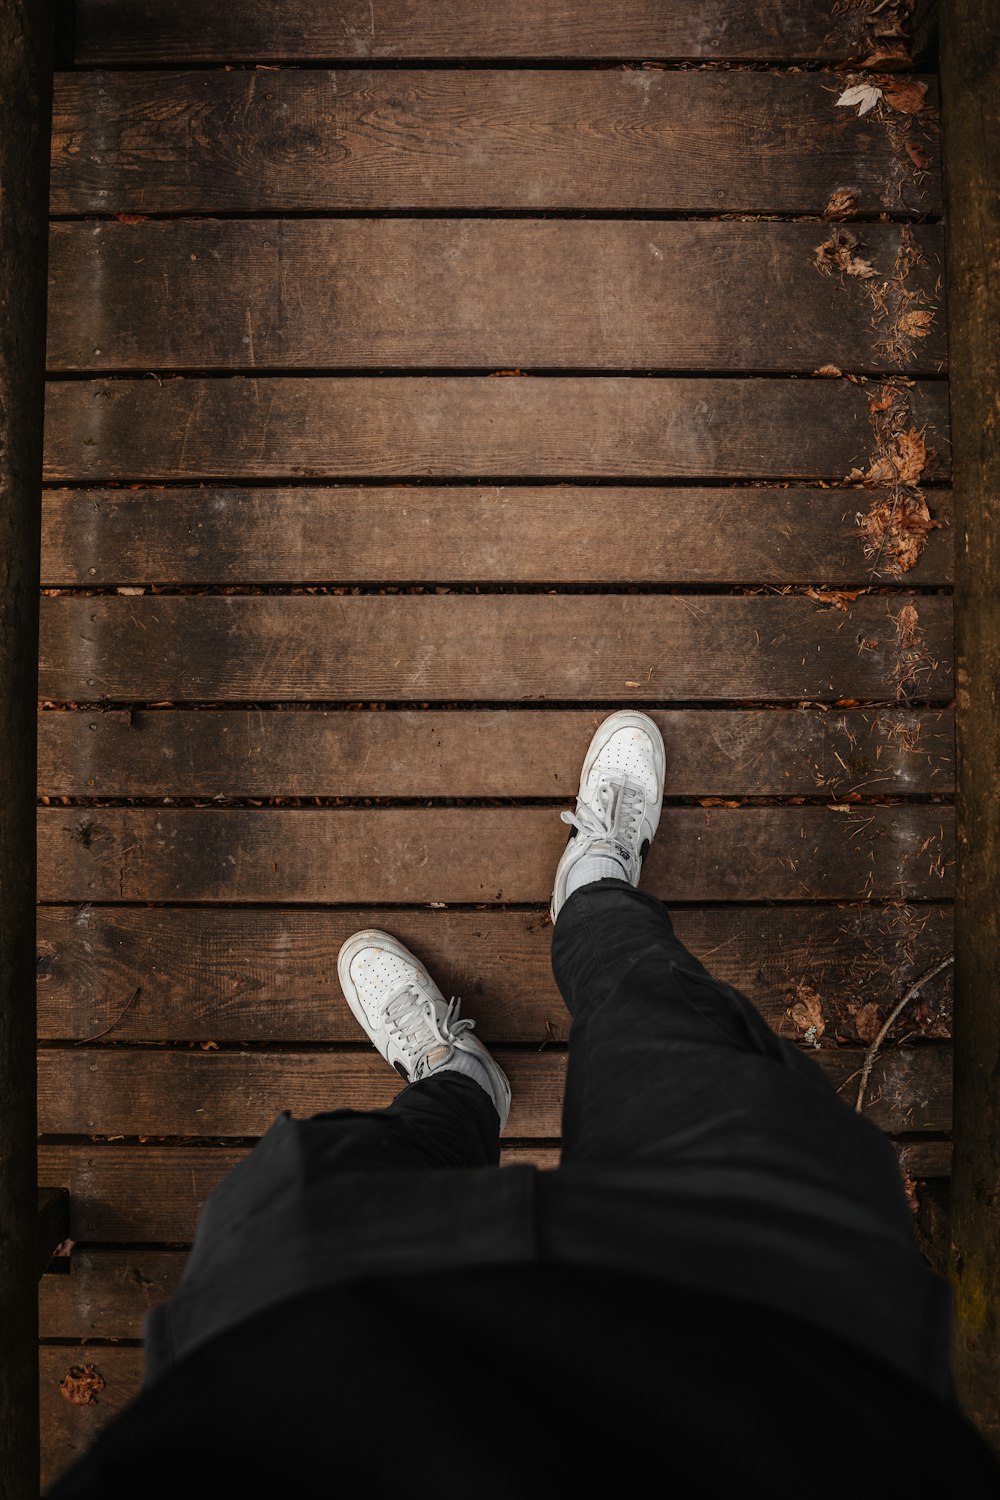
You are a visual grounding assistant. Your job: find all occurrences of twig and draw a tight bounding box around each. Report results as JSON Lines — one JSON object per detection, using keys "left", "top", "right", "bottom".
{"left": 73, "top": 986, "right": 142, "bottom": 1045}
{"left": 855, "top": 956, "right": 953, "bottom": 1110}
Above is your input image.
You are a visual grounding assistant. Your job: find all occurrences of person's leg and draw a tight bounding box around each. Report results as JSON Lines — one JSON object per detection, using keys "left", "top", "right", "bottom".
{"left": 144, "top": 932, "right": 514, "bottom": 1383}
{"left": 545, "top": 712, "right": 955, "bottom": 1399}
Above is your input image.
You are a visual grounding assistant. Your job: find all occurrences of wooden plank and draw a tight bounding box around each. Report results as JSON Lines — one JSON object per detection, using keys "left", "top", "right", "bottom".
{"left": 46, "top": 221, "right": 948, "bottom": 375}
{"left": 40, "top": 1346, "right": 144, "bottom": 1495}
{"left": 41, "top": 1250, "right": 185, "bottom": 1339}
{"left": 36, "top": 1043, "right": 953, "bottom": 1138}
{"left": 1, "top": 1, "right": 52, "bottom": 1493}
{"left": 36, "top": 1142, "right": 555, "bottom": 1243}
{"left": 35, "top": 1133, "right": 953, "bottom": 1248}
{"left": 941, "top": 0, "right": 1000, "bottom": 1446}
{"left": 36, "top": 902, "right": 956, "bottom": 1047}
{"left": 36, "top": 707, "right": 955, "bottom": 800}
{"left": 71, "top": 0, "right": 893, "bottom": 65}
{"left": 37, "top": 594, "right": 955, "bottom": 704}
{"left": 49, "top": 70, "right": 941, "bottom": 216}
{"left": 38, "top": 485, "right": 957, "bottom": 588}
{"left": 37, "top": 804, "right": 956, "bottom": 904}
{"left": 42, "top": 376, "right": 950, "bottom": 485}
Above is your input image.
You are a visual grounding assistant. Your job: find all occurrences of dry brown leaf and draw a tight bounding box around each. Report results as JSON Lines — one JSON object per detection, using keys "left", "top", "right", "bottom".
{"left": 814, "top": 227, "right": 878, "bottom": 280}
{"left": 60, "top": 1365, "right": 105, "bottom": 1406}
{"left": 804, "top": 587, "right": 866, "bottom": 611}
{"left": 859, "top": 45, "right": 912, "bottom": 70}
{"left": 895, "top": 601, "right": 921, "bottom": 648}
{"left": 882, "top": 79, "right": 928, "bottom": 115}
{"left": 898, "top": 309, "right": 934, "bottom": 338}
{"left": 855, "top": 1001, "right": 882, "bottom": 1044}
{"left": 868, "top": 391, "right": 895, "bottom": 413}
{"left": 892, "top": 427, "right": 927, "bottom": 483}
{"left": 860, "top": 491, "right": 943, "bottom": 572}
{"left": 112, "top": 212, "right": 146, "bottom": 225}
{"left": 814, "top": 364, "right": 843, "bottom": 378}
{"left": 905, "top": 140, "right": 930, "bottom": 169}
{"left": 823, "top": 188, "right": 857, "bottom": 221}
{"left": 787, "top": 984, "right": 826, "bottom": 1044}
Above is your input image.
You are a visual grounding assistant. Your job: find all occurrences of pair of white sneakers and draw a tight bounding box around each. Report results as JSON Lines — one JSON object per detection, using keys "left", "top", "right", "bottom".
{"left": 337, "top": 711, "right": 666, "bottom": 1130}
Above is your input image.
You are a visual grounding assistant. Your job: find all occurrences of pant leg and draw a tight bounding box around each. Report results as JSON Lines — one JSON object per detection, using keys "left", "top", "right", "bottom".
{"left": 305, "top": 1070, "right": 501, "bottom": 1169}
{"left": 547, "top": 878, "right": 956, "bottom": 1398}
{"left": 143, "top": 1074, "right": 507, "bottom": 1383}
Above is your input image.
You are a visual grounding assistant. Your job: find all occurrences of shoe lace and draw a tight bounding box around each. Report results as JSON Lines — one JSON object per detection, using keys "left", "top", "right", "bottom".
{"left": 383, "top": 982, "right": 475, "bottom": 1062}
{"left": 560, "top": 777, "right": 645, "bottom": 847}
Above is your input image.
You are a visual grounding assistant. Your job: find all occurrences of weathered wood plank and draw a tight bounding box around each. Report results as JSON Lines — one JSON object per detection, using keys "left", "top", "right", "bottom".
{"left": 36, "top": 707, "right": 955, "bottom": 800}
{"left": 37, "top": 805, "right": 955, "bottom": 905}
{"left": 35, "top": 1043, "right": 953, "bottom": 1138}
{"left": 940, "top": 0, "right": 1000, "bottom": 1450}
{"left": 37, "top": 594, "right": 954, "bottom": 704}
{"left": 46, "top": 221, "right": 948, "bottom": 375}
{"left": 40, "top": 1346, "right": 144, "bottom": 1495}
{"left": 38, "top": 485, "right": 957, "bottom": 588}
{"left": 71, "top": 0, "right": 892, "bottom": 65}
{"left": 36, "top": 902, "right": 956, "bottom": 1047}
{"left": 49, "top": 71, "right": 940, "bottom": 215}
{"left": 35, "top": 1133, "right": 953, "bottom": 1249}
{"left": 41, "top": 376, "right": 951, "bottom": 484}
{"left": 41, "top": 1250, "right": 184, "bottom": 1339}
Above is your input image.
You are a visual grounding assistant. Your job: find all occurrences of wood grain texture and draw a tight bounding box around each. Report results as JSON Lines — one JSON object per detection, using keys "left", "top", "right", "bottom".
{"left": 36, "top": 1043, "right": 953, "bottom": 1138}
{"left": 37, "top": 594, "right": 954, "bottom": 704}
{"left": 940, "top": 0, "right": 1000, "bottom": 1451}
{"left": 39, "top": 1346, "right": 143, "bottom": 1494}
{"left": 37, "top": 805, "right": 955, "bottom": 904}
{"left": 71, "top": 0, "right": 885, "bottom": 64}
{"left": 36, "top": 706, "right": 955, "bottom": 799}
{"left": 36, "top": 902, "right": 956, "bottom": 1046}
{"left": 38, "top": 485, "right": 957, "bottom": 587}
{"left": 42, "top": 376, "right": 950, "bottom": 484}
{"left": 46, "top": 220, "right": 948, "bottom": 374}
{"left": 49, "top": 70, "right": 940, "bottom": 215}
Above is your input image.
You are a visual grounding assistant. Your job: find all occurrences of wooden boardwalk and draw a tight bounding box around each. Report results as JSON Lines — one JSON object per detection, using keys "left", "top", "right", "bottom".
{"left": 38, "top": 2, "right": 952, "bottom": 1484}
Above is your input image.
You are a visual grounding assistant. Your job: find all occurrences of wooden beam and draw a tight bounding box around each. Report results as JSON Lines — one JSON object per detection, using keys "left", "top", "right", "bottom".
{"left": 0, "top": 4, "right": 52, "bottom": 1497}
{"left": 940, "top": 0, "right": 1000, "bottom": 1449}
{"left": 37, "top": 1188, "right": 70, "bottom": 1278}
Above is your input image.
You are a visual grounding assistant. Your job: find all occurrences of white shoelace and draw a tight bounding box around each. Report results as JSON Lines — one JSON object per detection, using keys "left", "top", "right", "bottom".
{"left": 383, "top": 982, "right": 475, "bottom": 1064}
{"left": 560, "top": 777, "right": 645, "bottom": 859}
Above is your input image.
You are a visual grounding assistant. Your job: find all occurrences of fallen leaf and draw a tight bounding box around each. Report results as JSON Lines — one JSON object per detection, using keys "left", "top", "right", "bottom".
{"left": 868, "top": 391, "right": 895, "bottom": 413}
{"left": 804, "top": 587, "right": 866, "bottom": 611}
{"left": 859, "top": 45, "right": 912, "bottom": 70}
{"left": 60, "top": 1365, "right": 105, "bottom": 1406}
{"left": 882, "top": 79, "right": 928, "bottom": 115}
{"left": 823, "top": 188, "right": 858, "bottom": 220}
{"left": 814, "top": 364, "right": 843, "bottom": 378}
{"left": 112, "top": 212, "right": 146, "bottom": 225}
{"left": 905, "top": 141, "right": 930, "bottom": 169}
{"left": 787, "top": 983, "right": 826, "bottom": 1044}
{"left": 899, "top": 308, "right": 934, "bottom": 338}
{"left": 855, "top": 1001, "right": 882, "bottom": 1044}
{"left": 814, "top": 227, "right": 877, "bottom": 280}
{"left": 892, "top": 427, "right": 927, "bottom": 483}
{"left": 116, "top": 585, "right": 145, "bottom": 596}
{"left": 836, "top": 83, "right": 883, "bottom": 116}
{"left": 861, "top": 493, "right": 943, "bottom": 572}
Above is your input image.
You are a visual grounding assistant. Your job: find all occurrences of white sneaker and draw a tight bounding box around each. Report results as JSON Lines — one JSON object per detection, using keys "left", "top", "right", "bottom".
{"left": 337, "top": 929, "right": 511, "bottom": 1129}
{"left": 550, "top": 711, "right": 666, "bottom": 923}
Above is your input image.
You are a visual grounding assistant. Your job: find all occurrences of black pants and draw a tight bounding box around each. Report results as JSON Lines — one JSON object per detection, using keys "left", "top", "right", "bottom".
{"left": 144, "top": 881, "right": 954, "bottom": 1396}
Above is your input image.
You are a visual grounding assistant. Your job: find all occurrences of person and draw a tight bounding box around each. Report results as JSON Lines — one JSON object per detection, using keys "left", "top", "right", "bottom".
{"left": 47, "top": 713, "right": 998, "bottom": 1496}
